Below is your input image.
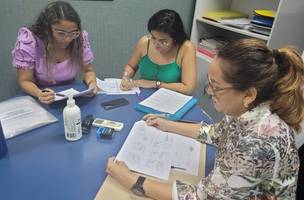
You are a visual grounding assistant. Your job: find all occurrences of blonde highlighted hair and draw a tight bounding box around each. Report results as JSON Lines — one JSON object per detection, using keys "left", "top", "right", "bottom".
{"left": 217, "top": 38, "right": 304, "bottom": 131}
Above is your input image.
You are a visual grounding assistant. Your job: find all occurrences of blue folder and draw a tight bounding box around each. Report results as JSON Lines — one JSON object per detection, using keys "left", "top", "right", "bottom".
{"left": 251, "top": 15, "right": 273, "bottom": 27}
{"left": 135, "top": 97, "right": 198, "bottom": 121}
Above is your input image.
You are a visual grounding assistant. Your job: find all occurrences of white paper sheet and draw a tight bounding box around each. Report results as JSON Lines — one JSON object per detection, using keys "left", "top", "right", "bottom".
{"left": 170, "top": 133, "right": 201, "bottom": 176}
{"left": 0, "top": 96, "right": 58, "bottom": 139}
{"left": 116, "top": 121, "right": 201, "bottom": 180}
{"left": 54, "top": 87, "right": 94, "bottom": 101}
{"left": 96, "top": 78, "right": 140, "bottom": 95}
{"left": 139, "top": 88, "right": 192, "bottom": 114}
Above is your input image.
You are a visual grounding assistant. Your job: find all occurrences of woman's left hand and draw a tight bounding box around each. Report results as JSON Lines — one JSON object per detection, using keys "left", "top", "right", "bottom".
{"left": 106, "top": 157, "right": 137, "bottom": 189}
{"left": 84, "top": 82, "right": 98, "bottom": 97}
{"left": 133, "top": 79, "right": 157, "bottom": 89}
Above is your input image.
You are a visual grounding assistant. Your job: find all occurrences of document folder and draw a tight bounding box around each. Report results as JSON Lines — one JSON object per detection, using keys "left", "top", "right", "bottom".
{"left": 135, "top": 96, "right": 198, "bottom": 121}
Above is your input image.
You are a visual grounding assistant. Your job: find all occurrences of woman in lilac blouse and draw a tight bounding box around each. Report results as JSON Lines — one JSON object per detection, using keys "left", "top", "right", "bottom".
{"left": 106, "top": 39, "right": 304, "bottom": 199}
{"left": 12, "top": 1, "right": 97, "bottom": 104}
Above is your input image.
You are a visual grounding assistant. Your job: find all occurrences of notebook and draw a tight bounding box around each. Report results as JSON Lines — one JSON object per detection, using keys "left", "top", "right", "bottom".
{"left": 135, "top": 88, "right": 197, "bottom": 121}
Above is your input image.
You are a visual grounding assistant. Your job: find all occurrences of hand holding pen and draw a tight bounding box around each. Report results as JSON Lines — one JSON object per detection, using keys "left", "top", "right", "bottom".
{"left": 143, "top": 113, "right": 171, "bottom": 132}
{"left": 38, "top": 88, "right": 55, "bottom": 104}
{"left": 120, "top": 71, "right": 134, "bottom": 91}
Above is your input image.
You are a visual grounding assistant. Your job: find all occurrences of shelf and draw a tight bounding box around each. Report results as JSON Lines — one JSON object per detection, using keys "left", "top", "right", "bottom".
{"left": 196, "top": 52, "right": 212, "bottom": 63}
{"left": 196, "top": 18, "right": 269, "bottom": 41}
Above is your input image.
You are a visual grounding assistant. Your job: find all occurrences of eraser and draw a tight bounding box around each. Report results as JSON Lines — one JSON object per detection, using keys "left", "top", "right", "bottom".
{"left": 96, "top": 127, "right": 114, "bottom": 139}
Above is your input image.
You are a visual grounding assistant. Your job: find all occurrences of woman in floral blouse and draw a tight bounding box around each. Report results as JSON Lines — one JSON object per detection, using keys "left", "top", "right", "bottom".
{"left": 106, "top": 38, "right": 304, "bottom": 199}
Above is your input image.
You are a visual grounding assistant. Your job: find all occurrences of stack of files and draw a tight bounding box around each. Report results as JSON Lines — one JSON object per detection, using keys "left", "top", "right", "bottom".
{"left": 0, "top": 96, "right": 58, "bottom": 139}
{"left": 116, "top": 121, "right": 201, "bottom": 180}
{"left": 219, "top": 18, "right": 251, "bottom": 29}
{"left": 197, "top": 37, "right": 228, "bottom": 58}
{"left": 96, "top": 77, "right": 140, "bottom": 95}
{"left": 202, "top": 10, "right": 248, "bottom": 22}
{"left": 249, "top": 10, "right": 276, "bottom": 36}
{"left": 135, "top": 88, "right": 197, "bottom": 121}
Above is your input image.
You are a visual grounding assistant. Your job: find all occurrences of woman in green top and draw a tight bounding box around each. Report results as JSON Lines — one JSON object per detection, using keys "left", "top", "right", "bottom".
{"left": 120, "top": 9, "right": 196, "bottom": 95}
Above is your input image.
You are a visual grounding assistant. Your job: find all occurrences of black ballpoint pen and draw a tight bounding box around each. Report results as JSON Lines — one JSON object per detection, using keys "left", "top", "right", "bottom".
{"left": 171, "top": 166, "right": 186, "bottom": 170}
{"left": 55, "top": 93, "right": 66, "bottom": 97}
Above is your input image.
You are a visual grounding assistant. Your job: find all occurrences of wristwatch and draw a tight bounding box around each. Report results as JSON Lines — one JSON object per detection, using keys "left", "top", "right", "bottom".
{"left": 156, "top": 81, "right": 161, "bottom": 88}
{"left": 131, "top": 176, "right": 146, "bottom": 196}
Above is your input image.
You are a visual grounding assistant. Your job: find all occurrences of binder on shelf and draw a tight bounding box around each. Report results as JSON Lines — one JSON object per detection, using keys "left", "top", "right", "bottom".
{"left": 251, "top": 15, "right": 273, "bottom": 28}
{"left": 135, "top": 88, "right": 198, "bottom": 121}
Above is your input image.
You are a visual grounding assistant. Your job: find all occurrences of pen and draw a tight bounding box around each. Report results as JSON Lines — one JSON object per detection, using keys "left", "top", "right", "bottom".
{"left": 55, "top": 93, "right": 66, "bottom": 97}
{"left": 136, "top": 91, "right": 142, "bottom": 101}
{"left": 171, "top": 166, "right": 186, "bottom": 170}
{"left": 201, "top": 109, "right": 214, "bottom": 124}
{"left": 178, "top": 119, "right": 198, "bottom": 123}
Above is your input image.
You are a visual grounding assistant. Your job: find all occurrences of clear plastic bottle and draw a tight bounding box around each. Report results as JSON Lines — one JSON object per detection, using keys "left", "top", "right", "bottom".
{"left": 63, "top": 95, "right": 82, "bottom": 141}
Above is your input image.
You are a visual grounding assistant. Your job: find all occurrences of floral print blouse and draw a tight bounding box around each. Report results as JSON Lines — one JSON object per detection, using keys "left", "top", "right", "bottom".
{"left": 173, "top": 103, "right": 299, "bottom": 200}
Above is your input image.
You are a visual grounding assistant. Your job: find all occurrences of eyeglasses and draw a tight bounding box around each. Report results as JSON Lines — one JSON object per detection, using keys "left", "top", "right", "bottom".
{"left": 52, "top": 28, "right": 81, "bottom": 40}
{"left": 147, "top": 34, "right": 171, "bottom": 48}
{"left": 204, "top": 76, "right": 233, "bottom": 96}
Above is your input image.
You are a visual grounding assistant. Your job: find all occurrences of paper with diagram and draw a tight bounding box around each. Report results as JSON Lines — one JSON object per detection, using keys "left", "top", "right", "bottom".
{"left": 116, "top": 121, "right": 201, "bottom": 180}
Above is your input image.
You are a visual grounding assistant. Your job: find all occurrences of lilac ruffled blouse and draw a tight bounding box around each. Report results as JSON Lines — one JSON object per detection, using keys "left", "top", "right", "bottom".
{"left": 12, "top": 27, "right": 94, "bottom": 86}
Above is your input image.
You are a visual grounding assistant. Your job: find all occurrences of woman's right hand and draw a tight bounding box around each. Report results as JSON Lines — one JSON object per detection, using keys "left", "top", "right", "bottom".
{"left": 143, "top": 114, "right": 171, "bottom": 132}
{"left": 121, "top": 78, "right": 135, "bottom": 91}
{"left": 120, "top": 78, "right": 133, "bottom": 91}
{"left": 120, "top": 71, "right": 134, "bottom": 91}
{"left": 37, "top": 88, "right": 55, "bottom": 104}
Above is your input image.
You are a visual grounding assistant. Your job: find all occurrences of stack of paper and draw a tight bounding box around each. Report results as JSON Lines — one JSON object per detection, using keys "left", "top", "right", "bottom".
{"left": 135, "top": 88, "right": 197, "bottom": 120}
{"left": 0, "top": 96, "right": 58, "bottom": 139}
{"left": 202, "top": 10, "right": 248, "bottom": 22}
{"left": 139, "top": 88, "right": 192, "bottom": 114}
{"left": 197, "top": 37, "right": 228, "bottom": 58}
{"left": 96, "top": 78, "right": 140, "bottom": 95}
{"left": 219, "top": 18, "right": 251, "bottom": 29}
{"left": 249, "top": 9, "right": 276, "bottom": 36}
{"left": 116, "top": 121, "right": 201, "bottom": 180}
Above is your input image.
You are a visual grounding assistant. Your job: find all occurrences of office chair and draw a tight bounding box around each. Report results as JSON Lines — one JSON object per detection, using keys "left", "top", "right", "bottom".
{"left": 297, "top": 144, "right": 304, "bottom": 200}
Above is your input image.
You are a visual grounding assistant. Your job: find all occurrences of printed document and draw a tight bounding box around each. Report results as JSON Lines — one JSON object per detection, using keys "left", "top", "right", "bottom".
{"left": 139, "top": 88, "right": 192, "bottom": 114}
{"left": 0, "top": 96, "right": 57, "bottom": 139}
{"left": 55, "top": 87, "right": 94, "bottom": 101}
{"left": 96, "top": 78, "right": 140, "bottom": 95}
{"left": 116, "top": 121, "right": 201, "bottom": 180}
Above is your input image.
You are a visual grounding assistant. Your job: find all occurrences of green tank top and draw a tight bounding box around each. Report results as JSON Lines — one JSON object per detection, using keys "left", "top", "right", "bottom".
{"left": 138, "top": 40, "right": 181, "bottom": 83}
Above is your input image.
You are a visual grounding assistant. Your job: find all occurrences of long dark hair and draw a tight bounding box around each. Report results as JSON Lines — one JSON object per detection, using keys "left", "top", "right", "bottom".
{"left": 29, "top": 1, "right": 83, "bottom": 77}
{"left": 217, "top": 38, "right": 304, "bottom": 131}
{"left": 147, "top": 9, "right": 187, "bottom": 45}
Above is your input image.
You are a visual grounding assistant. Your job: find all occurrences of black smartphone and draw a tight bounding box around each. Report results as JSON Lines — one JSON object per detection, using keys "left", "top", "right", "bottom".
{"left": 101, "top": 98, "right": 129, "bottom": 110}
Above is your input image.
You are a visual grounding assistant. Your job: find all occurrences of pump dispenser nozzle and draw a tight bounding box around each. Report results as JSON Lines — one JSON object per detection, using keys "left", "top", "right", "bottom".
{"left": 67, "top": 95, "right": 75, "bottom": 107}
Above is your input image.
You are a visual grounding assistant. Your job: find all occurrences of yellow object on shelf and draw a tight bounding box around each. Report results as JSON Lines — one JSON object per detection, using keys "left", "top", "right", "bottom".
{"left": 254, "top": 10, "right": 276, "bottom": 18}
{"left": 202, "top": 10, "right": 248, "bottom": 22}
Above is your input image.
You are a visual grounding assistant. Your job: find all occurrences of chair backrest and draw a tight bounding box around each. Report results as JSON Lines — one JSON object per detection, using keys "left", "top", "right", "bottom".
{"left": 297, "top": 144, "right": 304, "bottom": 199}
{"left": 0, "top": 121, "right": 8, "bottom": 159}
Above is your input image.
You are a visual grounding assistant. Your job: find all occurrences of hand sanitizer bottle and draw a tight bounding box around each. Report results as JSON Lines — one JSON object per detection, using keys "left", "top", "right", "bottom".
{"left": 63, "top": 95, "right": 82, "bottom": 141}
